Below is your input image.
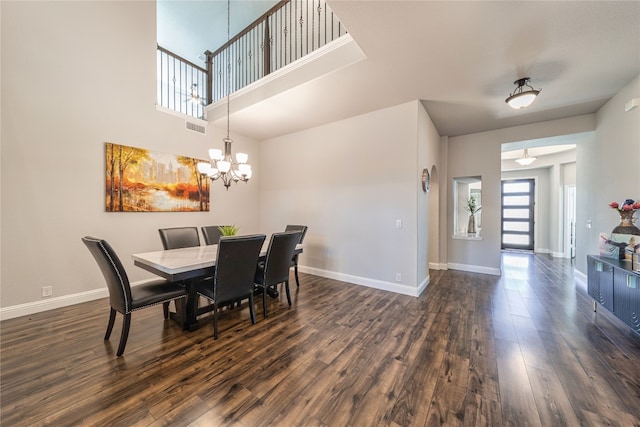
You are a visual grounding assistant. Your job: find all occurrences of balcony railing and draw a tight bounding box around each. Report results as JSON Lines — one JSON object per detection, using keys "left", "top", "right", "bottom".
{"left": 157, "top": 0, "right": 347, "bottom": 119}
{"left": 157, "top": 46, "right": 208, "bottom": 119}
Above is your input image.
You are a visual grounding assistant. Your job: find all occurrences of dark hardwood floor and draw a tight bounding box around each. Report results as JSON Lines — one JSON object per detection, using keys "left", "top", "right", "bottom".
{"left": 2, "top": 253, "right": 640, "bottom": 426}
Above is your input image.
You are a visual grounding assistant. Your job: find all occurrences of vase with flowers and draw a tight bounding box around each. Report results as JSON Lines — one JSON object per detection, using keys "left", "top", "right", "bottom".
{"left": 609, "top": 199, "right": 640, "bottom": 235}
{"left": 465, "top": 195, "right": 481, "bottom": 235}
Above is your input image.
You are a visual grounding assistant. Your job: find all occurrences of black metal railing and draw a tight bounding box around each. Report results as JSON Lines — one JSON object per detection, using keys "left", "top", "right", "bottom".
{"left": 156, "top": 46, "right": 208, "bottom": 119}
{"left": 157, "top": 0, "right": 347, "bottom": 118}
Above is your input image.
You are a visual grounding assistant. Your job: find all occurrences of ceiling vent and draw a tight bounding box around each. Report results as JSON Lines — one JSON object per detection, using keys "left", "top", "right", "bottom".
{"left": 186, "top": 120, "right": 206, "bottom": 134}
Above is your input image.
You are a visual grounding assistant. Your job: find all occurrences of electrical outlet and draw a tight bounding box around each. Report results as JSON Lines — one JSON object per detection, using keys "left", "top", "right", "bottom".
{"left": 41, "top": 286, "right": 53, "bottom": 298}
{"left": 395, "top": 273, "right": 402, "bottom": 282}
{"left": 395, "top": 220, "right": 402, "bottom": 228}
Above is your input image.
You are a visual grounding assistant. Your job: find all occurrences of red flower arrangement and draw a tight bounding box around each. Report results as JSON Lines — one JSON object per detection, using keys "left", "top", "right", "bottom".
{"left": 609, "top": 199, "right": 640, "bottom": 211}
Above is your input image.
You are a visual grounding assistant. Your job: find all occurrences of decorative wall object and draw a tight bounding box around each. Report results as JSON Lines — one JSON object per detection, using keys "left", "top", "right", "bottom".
{"left": 421, "top": 168, "right": 430, "bottom": 193}
{"left": 105, "top": 142, "right": 210, "bottom": 212}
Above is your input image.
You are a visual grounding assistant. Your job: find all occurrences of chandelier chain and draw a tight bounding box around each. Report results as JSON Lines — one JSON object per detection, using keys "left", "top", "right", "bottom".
{"left": 226, "top": 0, "right": 231, "bottom": 140}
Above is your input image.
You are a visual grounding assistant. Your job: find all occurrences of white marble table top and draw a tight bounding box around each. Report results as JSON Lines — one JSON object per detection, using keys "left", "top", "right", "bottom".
{"left": 132, "top": 242, "right": 303, "bottom": 278}
{"left": 132, "top": 245, "right": 220, "bottom": 276}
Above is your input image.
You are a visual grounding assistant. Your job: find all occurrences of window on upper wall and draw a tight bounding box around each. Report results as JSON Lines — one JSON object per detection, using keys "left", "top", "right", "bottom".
{"left": 453, "top": 176, "right": 482, "bottom": 237}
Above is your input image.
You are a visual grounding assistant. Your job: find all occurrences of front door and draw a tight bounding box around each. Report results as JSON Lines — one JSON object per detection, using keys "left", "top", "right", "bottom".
{"left": 501, "top": 179, "right": 535, "bottom": 251}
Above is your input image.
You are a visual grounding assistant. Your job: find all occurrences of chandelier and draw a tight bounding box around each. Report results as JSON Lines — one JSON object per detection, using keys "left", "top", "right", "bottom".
{"left": 197, "top": 0, "right": 251, "bottom": 190}
{"left": 505, "top": 77, "right": 541, "bottom": 109}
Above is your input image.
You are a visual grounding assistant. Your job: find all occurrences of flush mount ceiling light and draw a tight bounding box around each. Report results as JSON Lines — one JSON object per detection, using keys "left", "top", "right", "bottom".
{"left": 515, "top": 148, "right": 536, "bottom": 166}
{"left": 505, "top": 77, "right": 541, "bottom": 109}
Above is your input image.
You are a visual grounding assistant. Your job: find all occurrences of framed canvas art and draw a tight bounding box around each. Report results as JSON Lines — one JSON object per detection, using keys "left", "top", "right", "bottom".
{"left": 105, "top": 142, "right": 210, "bottom": 212}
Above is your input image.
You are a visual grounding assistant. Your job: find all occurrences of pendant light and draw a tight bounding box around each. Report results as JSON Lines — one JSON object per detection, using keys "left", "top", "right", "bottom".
{"left": 505, "top": 77, "right": 541, "bottom": 109}
{"left": 515, "top": 148, "right": 536, "bottom": 166}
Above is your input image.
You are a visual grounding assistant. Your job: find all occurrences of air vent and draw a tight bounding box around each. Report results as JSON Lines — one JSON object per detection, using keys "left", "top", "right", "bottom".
{"left": 186, "top": 121, "right": 206, "bottom": 134}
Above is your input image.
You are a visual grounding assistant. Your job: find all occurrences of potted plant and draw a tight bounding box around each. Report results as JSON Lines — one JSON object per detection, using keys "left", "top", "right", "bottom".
{"left": 465, "top": 195, "right": 481, "bottom": 235}
{"left": 218, "top": 225, "right": 240, "bottom": 236}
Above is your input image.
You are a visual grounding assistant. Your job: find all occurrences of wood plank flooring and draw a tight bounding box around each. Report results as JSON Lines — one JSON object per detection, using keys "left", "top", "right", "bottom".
{"left": 2, "top": 253, "right": 640, "bottom": 426}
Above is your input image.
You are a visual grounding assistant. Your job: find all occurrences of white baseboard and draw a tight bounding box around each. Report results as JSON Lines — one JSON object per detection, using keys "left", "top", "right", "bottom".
{"left": 447, "top": 263, "right": 501, "bottom": 276}
{"left": 417, "top": 275, "right": 429, "bottom": 297}
{"left": 429, "top": 262, "right": 448, "bottom": 270}
{"left": 0, "top": 279, "right": 161, "bottom": 321}
{"left": 536, "top": 248, "right": 571, "bottom": 258}
{"left": 298, "top": 266, "right": 426, "bottom": 297}
{"left": 0, "top": 288, "right": 108, "bottom": 321}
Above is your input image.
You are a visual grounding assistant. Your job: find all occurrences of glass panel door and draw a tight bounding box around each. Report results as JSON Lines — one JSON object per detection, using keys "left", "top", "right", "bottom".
{"left": 501, "top": 179, "right": 535, "bottom": 251}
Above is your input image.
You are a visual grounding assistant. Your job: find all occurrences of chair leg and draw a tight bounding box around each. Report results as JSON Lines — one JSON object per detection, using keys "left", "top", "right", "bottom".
{"left": 116, "top": 313, "right": 131, "bottom": 357}
{"left": 284, "top": 280, "right": 292, "bottom": 306}
{"left": 162, "top": 302, "right": 170, "bottom": 319}
{"left": 104, "top": 308, "right": 116, "bottom": 340}
{"left": 213, "top": 303, "right": 219, "bottom": 340}
{"left": 294, "top": 264, "right": 300, "bottom": 287}
{"left": 262, "top": 287, "right": 268, "bottom": 318}
{"left": 248, "top": 293, "right": 257, "bottom": 325}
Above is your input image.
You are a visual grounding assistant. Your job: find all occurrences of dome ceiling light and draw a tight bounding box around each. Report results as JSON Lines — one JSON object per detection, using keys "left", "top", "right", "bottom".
{"left": 505, "top": 77, "right": 541, "bottom": 109}
{"left": 515, "top": 148, "right": 536, "bottom": 166}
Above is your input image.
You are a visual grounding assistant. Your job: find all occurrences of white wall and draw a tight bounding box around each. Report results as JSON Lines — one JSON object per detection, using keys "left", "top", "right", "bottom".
{"left": 576, "top": 75, "right": 640, "bottom": 273}
{"left": 258, "top": 100, "right": 439, "bottom": 296}
{"left": 1, "top": 1, "right": 260, "bottom": 315}
{"left": 418, "top": 103, "right": 441, "bottom": 282}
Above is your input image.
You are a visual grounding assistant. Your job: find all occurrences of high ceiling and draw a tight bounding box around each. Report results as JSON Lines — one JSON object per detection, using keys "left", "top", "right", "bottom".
{"left": 161, "top": 1, "right": 640, "bottom": 140}
{"left": 157, "top": 1, "right": 279, "bottom": 66}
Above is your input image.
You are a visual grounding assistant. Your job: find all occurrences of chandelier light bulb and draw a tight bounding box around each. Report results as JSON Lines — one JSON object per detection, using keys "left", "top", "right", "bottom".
{"left": 209, "top": 149, "right": 223, "bottom": 160}
{"left": 218, "top": 160, "right": 231, "bottom": 173}
{"left": 197, "top": 162, "right": 211, "bottom": 175}
{"left": 236, "top": 152, "right": 248, "bottom": 164}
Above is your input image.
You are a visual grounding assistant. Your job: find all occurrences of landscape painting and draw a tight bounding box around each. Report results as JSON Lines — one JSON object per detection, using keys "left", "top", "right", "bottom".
{"left": 105, "top": 142, "right": 210, "bottom": 212}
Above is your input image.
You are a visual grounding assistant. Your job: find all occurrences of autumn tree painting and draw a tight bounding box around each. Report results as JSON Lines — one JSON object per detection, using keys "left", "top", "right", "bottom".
{"left": 105, "top": 142, "right": 210, "bottom": 212}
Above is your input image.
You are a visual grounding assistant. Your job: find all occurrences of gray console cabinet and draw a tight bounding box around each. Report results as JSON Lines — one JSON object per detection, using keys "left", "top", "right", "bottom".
{"left": 587, "top": 255, "right": 640, "bottom": 334}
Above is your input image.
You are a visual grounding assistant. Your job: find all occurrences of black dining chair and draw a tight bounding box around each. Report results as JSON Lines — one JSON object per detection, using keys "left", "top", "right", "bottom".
{"left": 254, "top": 231, "right": 302, "bottom": 318}
{"left": 81, "top": 236, "right": 187, "bottom": 356}
{"left": 158, "top": 226, "right": 201, "bottom": 250}
{"left": 285, "top": 225, "right": 308, "bottom": 287}
{"left": 201, "top": 225, "right": 227, "bottom": 246}
{"left": 194, "top": 234, "right": 266, "bottom": 339}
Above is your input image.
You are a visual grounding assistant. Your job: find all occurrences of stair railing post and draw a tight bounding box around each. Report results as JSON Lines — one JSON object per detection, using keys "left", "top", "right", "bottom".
{"left": 263, "top": 19, "right": 271, "bottom": 77}
{"left": 204, "top": 50, "right": 213, "bottom": 105}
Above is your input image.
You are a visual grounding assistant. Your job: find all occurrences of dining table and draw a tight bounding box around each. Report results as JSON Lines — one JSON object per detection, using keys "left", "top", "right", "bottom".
{"left": 132, "top": 241, "right": 303, "bottom": 331}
